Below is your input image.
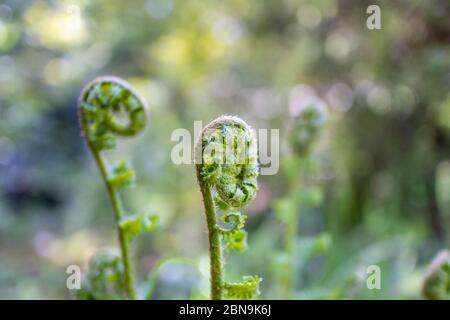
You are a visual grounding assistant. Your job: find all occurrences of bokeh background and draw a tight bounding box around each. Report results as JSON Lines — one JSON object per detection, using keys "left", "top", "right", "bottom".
{"left": 0, "top": 0, "right": 449, "bottom": 299}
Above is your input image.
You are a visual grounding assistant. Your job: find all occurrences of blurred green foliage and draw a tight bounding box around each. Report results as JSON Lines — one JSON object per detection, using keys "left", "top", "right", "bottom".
{"left": 0, "top": 0, "right": 449, "bottom": 299}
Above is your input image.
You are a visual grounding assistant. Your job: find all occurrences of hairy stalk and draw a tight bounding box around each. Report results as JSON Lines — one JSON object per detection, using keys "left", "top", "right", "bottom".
{"left": 196, "top": 169, "right": 224, "bottom": 299}
{"left": 78, "top": 76, "right": 157, "bottom": 300}
{"left": 195, "top": 115, "right": 261, "bottom": 300}
{"left": 89, "top": 147, "right": 136, "bottom": 299}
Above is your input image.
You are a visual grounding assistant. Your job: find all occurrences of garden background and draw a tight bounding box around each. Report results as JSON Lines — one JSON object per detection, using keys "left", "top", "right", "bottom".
{"left": 0, "top": 0, "right": 449, "bottom": 299}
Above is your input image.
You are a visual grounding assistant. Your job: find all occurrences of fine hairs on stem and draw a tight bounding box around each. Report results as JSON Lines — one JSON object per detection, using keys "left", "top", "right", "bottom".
{"left": 195, "top": 115, "right": 262, "bottom": 300}
{"left": 78, "top": 76, "right": 157, "bottom": 300}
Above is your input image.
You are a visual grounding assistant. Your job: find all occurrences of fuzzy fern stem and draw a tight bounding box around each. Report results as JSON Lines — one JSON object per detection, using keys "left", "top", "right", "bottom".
{"left": 195, "top": 115, "right": 261, "bottom": 300}
{"left": 196, "top": 167, "right": 224, "bottom": 300}
{"left": 89, "top": 147, "right": 136, "bottom": 299}
{"left": 78, "top": 76, "right": 152, "bottom": 300}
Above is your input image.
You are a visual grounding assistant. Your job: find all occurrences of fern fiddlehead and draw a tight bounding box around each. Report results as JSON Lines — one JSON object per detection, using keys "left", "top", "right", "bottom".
{"left": 78, "top": 76, "right": 157, "bottom": 299}
{"left": 195, "top": 115, "right": 261, "bottom": 300}
{"left": 422, "top": 249, "right": 450, "bottom": 300}
{"left": 274, "top": 105, "right": 327, "bottom": 299}
{"left": 289, "top": 105, "right": 326, "bottom": 158}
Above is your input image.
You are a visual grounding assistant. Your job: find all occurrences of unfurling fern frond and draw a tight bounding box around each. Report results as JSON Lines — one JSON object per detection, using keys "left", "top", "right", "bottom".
{"left": 290, "top": 105, "right": 326, "bottom": 158}
{"left": 217, "top": 211, "right": 248, "bottom": 253}
{"left": 223, "top": 275, "right": 262, "bottom": 300}
{"left": 78, "top": 76, "right": 146, "bottom": 151}
{"left": 78, "top": 76, "right": 157, "bottom": 299}
{"left": 273, "top": 103, "right": 328, "bottom": 299}
{"left": 195, "top": 115, "right": 261, "bottom": 300}
{"left": 197, "top": 115, "right": 259, "bottom": 209}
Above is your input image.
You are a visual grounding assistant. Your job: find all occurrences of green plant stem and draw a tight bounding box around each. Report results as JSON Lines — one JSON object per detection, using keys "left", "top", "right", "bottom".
{"left": 284, "top": 160, "right": 302, "bottom": 299}
{"left": 197, "top": 165, "right": 224, "bottom": 300}
{"left": 284, "top": 208, "right": 298, "bottom": 298}
{"left": 90, "top": 147, "right": 136, "bottom": 300}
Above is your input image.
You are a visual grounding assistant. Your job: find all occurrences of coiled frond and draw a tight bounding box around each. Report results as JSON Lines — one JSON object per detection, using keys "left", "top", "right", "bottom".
{"left": 196, "top": 115, "right": 259, "bottom": 209}
{"left": 195, "top": 115, "right": 261, "bottom": 300}
{"left": 422, "top": 249, "right": 450, "bottom": 300}
{"left": 79, "top": 76, "right": 147, "bottom": 151}
{"left": 290, "top": 105, "right": 326, "bottom": 157}
{"left": 78, "top": 76, "right": 157, "bottom": 299}
{"left": 217, "top": 211, "right": 248, "bottom": 253}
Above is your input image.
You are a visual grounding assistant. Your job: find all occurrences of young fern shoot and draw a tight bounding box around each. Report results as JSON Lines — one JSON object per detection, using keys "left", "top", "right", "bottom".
{"left": 195, "top": 115, "right": 261, "bottom": 300}
{"left": 78, "top": 76, "right": 157, "bottom": 300}
{"left": 274, "top": 105, "right": 327, "bottom": 299}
